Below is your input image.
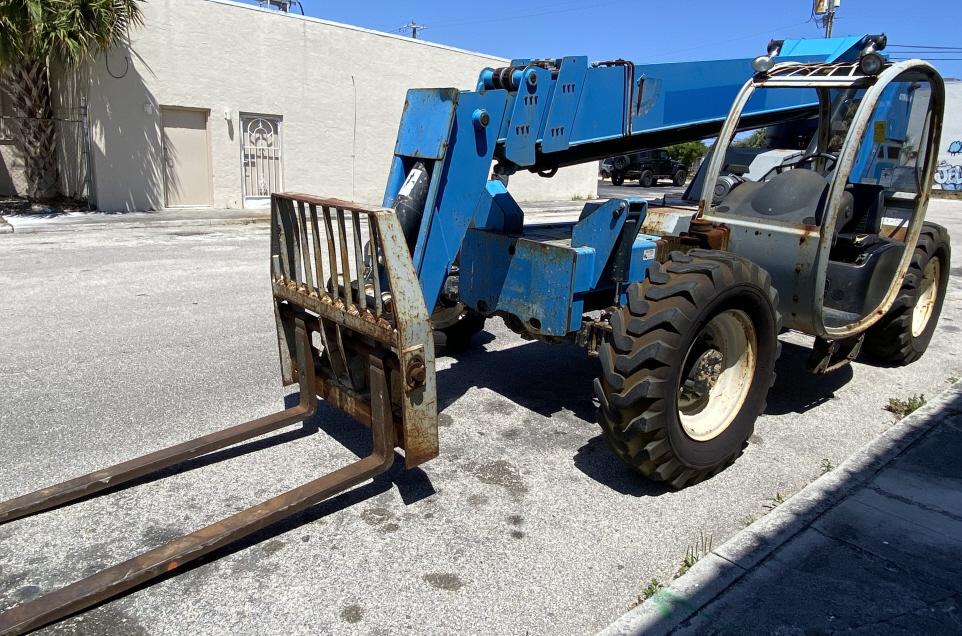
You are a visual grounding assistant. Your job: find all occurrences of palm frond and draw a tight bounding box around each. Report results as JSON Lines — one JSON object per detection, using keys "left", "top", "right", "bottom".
{"left": 0, "top": 0, "right": 144, "bottom": 69}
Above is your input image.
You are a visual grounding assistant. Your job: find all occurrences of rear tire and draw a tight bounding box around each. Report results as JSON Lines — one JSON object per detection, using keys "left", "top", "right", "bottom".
{"left": 863, "top": 222, "right": 950, "bottom": 365}
{"left": 673, "top": 168, "right": 688, "bottom": 186}
{"left": 438, "top": 310, "right": 486, "bottom": 352}
{"left": 639, "top": 170, "right": 655, "bottom": 187}
{"left": 611, "top": 173, "right": 625, "bottom": 186}
{"left": 595, "top": 250, "right": 781, "bottom": 488}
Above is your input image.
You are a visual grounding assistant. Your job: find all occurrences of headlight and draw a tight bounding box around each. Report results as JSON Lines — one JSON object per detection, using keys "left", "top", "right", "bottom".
{"left": 752, "top": 55, "right": 775, "bottom": 73}
{"left": 858, "top": 52, "right": 885, "bottom": 76}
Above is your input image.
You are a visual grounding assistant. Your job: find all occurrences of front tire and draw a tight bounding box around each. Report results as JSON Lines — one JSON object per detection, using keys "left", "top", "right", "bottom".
{"left": 863, "top": 222, "right": 950, "bottom": 365}
{"left": 595, "top": 251, "right": 781, "bottom": 488}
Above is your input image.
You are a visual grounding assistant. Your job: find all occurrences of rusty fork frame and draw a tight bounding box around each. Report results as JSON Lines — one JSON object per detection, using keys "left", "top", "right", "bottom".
{"left": 0, "top": 321, "right": 396, "bottom": 635}
{"left": 0, "top": 194, "right": 438, "bottom": 635}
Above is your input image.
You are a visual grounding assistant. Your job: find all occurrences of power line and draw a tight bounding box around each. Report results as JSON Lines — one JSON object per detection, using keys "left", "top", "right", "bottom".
{"left": 634, "top": 19, "right": 812, "bottom": 62}
{"left": 888, "top": 44, "right": 962, "bottom": 50}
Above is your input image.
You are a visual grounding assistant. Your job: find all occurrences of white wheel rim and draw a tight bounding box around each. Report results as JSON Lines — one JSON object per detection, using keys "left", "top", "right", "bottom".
{"left": 678, "top": 309, "right": 757, "bottom": 442}
{"left": 912, "top": 257, "right": 940, "bottom": 337}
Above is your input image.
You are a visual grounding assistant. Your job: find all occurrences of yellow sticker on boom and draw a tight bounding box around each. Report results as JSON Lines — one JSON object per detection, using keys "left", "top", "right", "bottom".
{"left": 873, "top": 120, "right": 887, "bottom": 143}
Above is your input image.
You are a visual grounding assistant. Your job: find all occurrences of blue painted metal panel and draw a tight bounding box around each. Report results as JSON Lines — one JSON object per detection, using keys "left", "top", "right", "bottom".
{"left": 473, "top": 179, "right": 524, "bottom": 233}
{"left": 778, "top": 35, "right": 865, "bottom": 61}
{"left": 571, "top": 198, "right": 628, "bottom": 287}
{"left": 393, "top": 89, "right": 459, "bottom": 161}
{"left": 460, "top": 230, "right": 580, "bottom": 336}
{"left": 504, "top": 66, "right": 553, "bottom": 166}
{"left": 411, "top": 90, "right": 509, "bottom": 313}
{"left": 620, "top": 234, "right": 659, "bottom": 304}
{"left": 621, "top": 36, "right": 869, "bottom": 144}
{"left": 540, "top": 57, "right": 589, "bottom": 153}
{"left": 570, "top": 65, "right": 629, "bottom": 143}
{"left": 571, "top": 245, "right": 596, "bottom": 294}
{"left": 627, "top": 58, "right": 830, "bottom": 135}
{"left": 382, "top": 156, "right": 409, "bottom": 208}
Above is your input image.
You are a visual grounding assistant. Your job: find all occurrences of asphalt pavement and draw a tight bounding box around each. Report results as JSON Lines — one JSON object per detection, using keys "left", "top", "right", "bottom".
{"left": 0, "top": 189, "right": 960, "bottom": 635}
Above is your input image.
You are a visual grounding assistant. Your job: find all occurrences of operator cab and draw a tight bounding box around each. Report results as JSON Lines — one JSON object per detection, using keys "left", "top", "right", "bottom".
{"left": 700, "top": 57, "right": 942, "bottom": 339}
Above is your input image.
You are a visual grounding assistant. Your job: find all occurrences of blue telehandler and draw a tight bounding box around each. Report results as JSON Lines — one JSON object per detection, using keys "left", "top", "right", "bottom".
{"left": 0, "top": 33, "right": 950, "bottom": 634}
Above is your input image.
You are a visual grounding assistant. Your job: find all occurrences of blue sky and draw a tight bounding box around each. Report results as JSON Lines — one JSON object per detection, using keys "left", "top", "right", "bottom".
{"left": 251, "top": 0, "right": 962, "bottom": 79}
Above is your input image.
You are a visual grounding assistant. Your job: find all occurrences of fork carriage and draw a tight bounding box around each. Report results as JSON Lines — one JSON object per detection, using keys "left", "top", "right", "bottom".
{"left": 0, "top": 194, "right": 437, "bottom": 635}
{"left": 269, "top": 194, "right": 438, "bottom": 467}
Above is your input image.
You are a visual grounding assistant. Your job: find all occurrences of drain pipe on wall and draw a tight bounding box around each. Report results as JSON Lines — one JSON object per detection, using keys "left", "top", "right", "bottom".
{"left": 351, "top": 73, "right": 357, "bottom": 202}
{"left": 80, "top": 95, "right": 94, "bottom": 210}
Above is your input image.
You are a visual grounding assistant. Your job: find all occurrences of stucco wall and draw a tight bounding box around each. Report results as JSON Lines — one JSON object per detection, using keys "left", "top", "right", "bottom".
{"left": 0, "top": 88, "right": 27, "bottom": 197}
{"left": 0, "top": 145, "right": 26, "bottom": 197}
{"left": 83, "top": 0, "right": 596, "bottom": 211}
{"left": 934, "top": 80, "right": 962, "bottom": 191}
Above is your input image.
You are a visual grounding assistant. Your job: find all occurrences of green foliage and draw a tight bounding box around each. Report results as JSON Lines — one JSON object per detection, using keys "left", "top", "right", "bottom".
{"left": 641, "top": 578, "right": 663, "bottom": 600}
{"left": 665, "top": 141, "right": 708, "bottom": 169}
{"left": 732, "top": 128, "right": 768, "bottom": 148}
{"left": 819, "top": 458, "right": 835, "bottom": 475}
{"left": 764, "top": 492, "right": 786, "bottom": 510}
{"left": 885, "top": 394, "right": 926, "bottom": 420}
{"left": 677, "top": 530, "right": 713, "bottom": 577}
{"left": 0, "top": 0, "right": 143, "bottom": 69}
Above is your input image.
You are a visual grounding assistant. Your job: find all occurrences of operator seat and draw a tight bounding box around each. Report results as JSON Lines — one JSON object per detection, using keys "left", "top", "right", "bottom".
{"left": 839, "top": 183, "right": 885, "bottom": 235}
{"left": 716, "top": 168, "right": 853, "bottom": 233}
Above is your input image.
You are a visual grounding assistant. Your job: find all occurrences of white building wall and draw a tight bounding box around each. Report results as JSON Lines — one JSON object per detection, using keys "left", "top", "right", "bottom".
{"left": 83, "top": 0, "right": 597, "bottom": 211}
{"left": 934, "top": 80, "right": 962, "bottom": 191}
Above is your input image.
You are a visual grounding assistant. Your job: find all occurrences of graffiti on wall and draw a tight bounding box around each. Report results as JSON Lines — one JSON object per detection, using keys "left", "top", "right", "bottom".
{"left": 936, "top": 140, "right": 962, "bottom": 190}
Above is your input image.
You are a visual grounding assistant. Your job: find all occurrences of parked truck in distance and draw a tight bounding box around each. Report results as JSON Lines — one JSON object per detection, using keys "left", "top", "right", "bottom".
{"left": 603, "top": 148, "right": 689, "bottom": 186}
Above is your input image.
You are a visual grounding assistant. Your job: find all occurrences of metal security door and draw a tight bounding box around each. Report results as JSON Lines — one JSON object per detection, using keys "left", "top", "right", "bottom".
{"left": 162, "top": 107, "right": 213, "bottom": 208}
{"left": 241, "top": 114, "right": 282, "bottom": 208}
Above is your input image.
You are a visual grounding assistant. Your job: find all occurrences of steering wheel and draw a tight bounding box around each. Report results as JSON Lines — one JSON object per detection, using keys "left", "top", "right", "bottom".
{"left": 760, "top": 152, "right": 838, "bottom": 181}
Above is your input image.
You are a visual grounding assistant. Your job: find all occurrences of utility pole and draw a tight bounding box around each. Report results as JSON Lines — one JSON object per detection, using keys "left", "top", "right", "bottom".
{"left": 813, "top": 0, "right": 839, "bottom": 38}
{"left": 398, "top": 20, "right": 427, "bottom": 39}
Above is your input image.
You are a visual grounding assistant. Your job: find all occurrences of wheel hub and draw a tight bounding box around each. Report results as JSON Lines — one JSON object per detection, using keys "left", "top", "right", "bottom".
{"left": 677, "top": 309, "right": 757, "bottom": 441}
{"left": 912, "top": 256, "right": 940, "bottom": 337}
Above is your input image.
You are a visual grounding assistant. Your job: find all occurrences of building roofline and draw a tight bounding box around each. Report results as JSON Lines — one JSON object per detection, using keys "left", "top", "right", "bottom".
{"left": 203, "top": 0, "right": 509, "bottom": 63}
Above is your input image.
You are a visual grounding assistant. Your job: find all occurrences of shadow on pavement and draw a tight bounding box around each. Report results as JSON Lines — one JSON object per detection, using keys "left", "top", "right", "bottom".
{"left": 615, "top": 388, "right": 962, "bottom": 635}
{"left": 572, "top": 435, "right": 672, "bottom": 497}
{"left": 765, "top": 340, "right": 854, "bottom": 415}
{"left": 437, "top": 335, "right": 600, "bottom": 422}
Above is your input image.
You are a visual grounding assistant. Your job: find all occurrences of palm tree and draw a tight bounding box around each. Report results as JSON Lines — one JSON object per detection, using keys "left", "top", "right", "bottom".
{"left": 0, "top": 0, "right": 143, "bottom": 200}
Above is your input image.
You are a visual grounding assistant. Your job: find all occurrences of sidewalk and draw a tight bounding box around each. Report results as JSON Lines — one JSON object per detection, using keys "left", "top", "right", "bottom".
{"left": 0, "top": 201, "right": 593, "bottom": 235}
{"left": 0, "top": 207, "right": 269, "bottom": 234}
{"left": 602, "top": 381, "right": 962, "bottom": 635}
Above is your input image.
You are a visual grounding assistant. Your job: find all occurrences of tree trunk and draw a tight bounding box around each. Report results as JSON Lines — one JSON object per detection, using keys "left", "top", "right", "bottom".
{"left": 3, "top": 58, "right": 61, "bottom": 200}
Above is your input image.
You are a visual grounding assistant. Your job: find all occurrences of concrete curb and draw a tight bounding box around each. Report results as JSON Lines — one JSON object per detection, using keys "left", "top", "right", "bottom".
{"left": 0, "top": 214, "right": 268, "bottom": 235}
{"left": 599, "top": 380, "right": 962, "bottom": 636}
